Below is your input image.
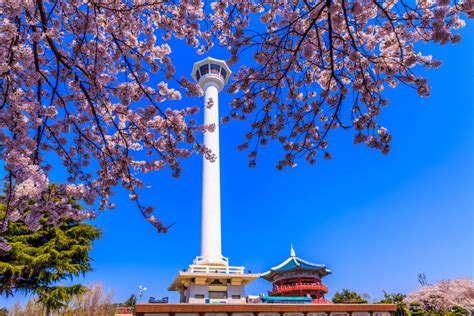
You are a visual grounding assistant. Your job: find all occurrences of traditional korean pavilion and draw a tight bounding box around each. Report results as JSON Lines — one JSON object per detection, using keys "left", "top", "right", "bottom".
{"left": 260, "top": 246, "right": 332, "bottom": 304}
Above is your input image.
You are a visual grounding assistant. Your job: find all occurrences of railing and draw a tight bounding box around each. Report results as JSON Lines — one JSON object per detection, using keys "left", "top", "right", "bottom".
{"left": 193, "top": 255, "right": 229, "bottom": 265}
{"left": 270, "top": 283, "right": 329, "bottom": 295}
{"left": 188, "top": 264, "right": 245, "bottom": 274}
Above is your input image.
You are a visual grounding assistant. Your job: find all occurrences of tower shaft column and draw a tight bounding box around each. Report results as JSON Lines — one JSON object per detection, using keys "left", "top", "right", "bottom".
{"left": 201, "top": 82, "right": 222, "bottom": 264}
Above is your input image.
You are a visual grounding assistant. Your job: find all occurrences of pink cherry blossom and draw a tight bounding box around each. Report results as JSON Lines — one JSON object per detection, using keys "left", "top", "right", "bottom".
{"left": 215, "top": 0, "right": 471, "bottom": 169}
{"left": 405, "top": 278, "right": 474, "bottom": 312}
{"left": 0, "top": 0, "right": 471, "bottom": 250}
{"left": 0, "top": 0, "right": 211, "bottom": 249}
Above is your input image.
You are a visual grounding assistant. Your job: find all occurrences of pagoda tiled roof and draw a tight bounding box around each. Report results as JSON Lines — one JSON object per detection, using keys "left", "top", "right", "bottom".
{"left": 261, "top": 246, "right": 331, "bottom": 280}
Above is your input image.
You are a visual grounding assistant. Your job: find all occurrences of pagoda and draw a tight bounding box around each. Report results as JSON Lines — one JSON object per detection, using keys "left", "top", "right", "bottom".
{"left": 260, "top": 246, "right": 332, "bottom": 304}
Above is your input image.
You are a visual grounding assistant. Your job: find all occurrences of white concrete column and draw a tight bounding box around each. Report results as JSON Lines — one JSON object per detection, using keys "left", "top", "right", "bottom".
{"left": 201, "top": 80, "right": 223, "bottom": 264}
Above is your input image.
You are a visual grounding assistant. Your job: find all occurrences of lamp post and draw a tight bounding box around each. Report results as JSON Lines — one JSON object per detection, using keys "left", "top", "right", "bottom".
{"left": 138, "top": 285, "right": 147, "bottom": 303}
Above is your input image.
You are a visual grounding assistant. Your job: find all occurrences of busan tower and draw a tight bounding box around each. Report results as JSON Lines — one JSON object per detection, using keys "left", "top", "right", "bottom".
{"left": 168, "top": 57, "right": 259, "bottom": 304}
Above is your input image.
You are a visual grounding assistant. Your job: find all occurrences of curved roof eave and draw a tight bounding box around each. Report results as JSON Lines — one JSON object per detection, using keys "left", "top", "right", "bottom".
{"left": 261, "top": 256, "right": 331, "bottom": 279}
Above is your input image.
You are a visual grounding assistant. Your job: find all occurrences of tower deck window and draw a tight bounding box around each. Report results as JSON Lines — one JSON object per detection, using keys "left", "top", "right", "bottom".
{"left": 211, "top": 64, "right": 221, "bottom": 75}
{"left": 220, "top": 67, "right": 227, "bottom": 79}
{"left": 199, "top": 64, "right": 209, "bottom": 75}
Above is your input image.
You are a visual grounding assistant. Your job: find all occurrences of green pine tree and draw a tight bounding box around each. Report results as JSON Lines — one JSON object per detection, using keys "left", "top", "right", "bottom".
{"left": 409, "top": 302, "right": 427, "bottom": 316}
{"left": 124, "top": 294, "right": 137, "bottom": 307}
{"left": 0, "top": 195, "right": 101, "bottom": 314}
{"left": 449, "top": 305, "right": 469, "bottom": 316}
{"left": 377, "top": 291, "right": 409, "bottom": 316}
{"left": 332, "top": 289, "right": 368, "bottom": 304}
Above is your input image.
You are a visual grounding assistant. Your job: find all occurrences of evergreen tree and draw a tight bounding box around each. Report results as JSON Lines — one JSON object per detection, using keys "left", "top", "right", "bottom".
{"left": 450, "top": 305, "right": 469, "bottom": 316}
{"left": 332, "top": 289, "right": 368, "bottom": 304}
{"left": 409, "top": 302, "right": 427, "bottom": 316}
{"left": 124, "top": 294, "right": 137, "bottom": 307}
{"left": 377, "top": 291, "right": 409, "bottom": 316}
{"left": 0, "top": 196, "right": 101, "bottom": 313}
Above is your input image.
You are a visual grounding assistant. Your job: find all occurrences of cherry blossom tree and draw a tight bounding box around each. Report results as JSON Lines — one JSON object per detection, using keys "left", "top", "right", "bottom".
{"left": 1, "top": 0, "right": 472, "bottom": 250}
{"left": 212, "top": 0, "right": 472, "bottom": 169}
{"left": 0, "top": 0, "right": 210, "bottom": 250}
{"left": 404, "top": 278, "right": 474, "bottom": 313}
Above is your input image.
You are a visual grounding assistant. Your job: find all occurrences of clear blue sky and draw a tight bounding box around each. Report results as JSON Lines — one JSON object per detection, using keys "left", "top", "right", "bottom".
{"left": 3, "top": 22, "right": 473, "bottom": 308}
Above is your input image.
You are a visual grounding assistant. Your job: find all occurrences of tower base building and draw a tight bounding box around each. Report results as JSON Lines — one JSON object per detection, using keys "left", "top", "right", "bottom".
{"left": 168, "top": 257, "right": 259, "bottom": 304}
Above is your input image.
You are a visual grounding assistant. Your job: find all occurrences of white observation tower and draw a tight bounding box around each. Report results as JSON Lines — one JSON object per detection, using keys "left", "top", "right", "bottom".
{"left": 194, "top": 57, "right": 228, "bottom": 266}
{"left": 168, "top": 57, "right": 259, "bottom": 303}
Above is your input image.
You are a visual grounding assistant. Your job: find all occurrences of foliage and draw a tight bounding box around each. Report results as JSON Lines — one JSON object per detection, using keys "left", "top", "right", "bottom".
{"left": 8, "top": 283, "right": 115, "bottom": 316}
{"left": 37, "top": 284, "right": 88, "bottom": 313}
{"left": 123, "top": 293, "right": 137, "bottom": 307}
{"left": 377, "top": 291, "right": 409, "bottom": 316}
{"left": 409, "top": 302, "right": 427, "bottom": 316}
{"left": 0, "top": 0, "right": 472, "bottom": 239}
{"left": 332, "top": 289, "right": 368, "bottom": 304}
{"left": 0, "top": 307, "right": 7, "bottom": 316}
{"left": 378, "top": 291, "right": 406, "bottom": 304}
{"left": 0, "top": 198, "right": 101, "bottom": 312}
{"left": 404, "top": 278, "right": 474, "bottom": 314}
{"left": 449, "top": 305, "right": 469, "bottom": 315}
{"left": 9, "top": 299, "right": 50, "bottom": 316}
{"left": 63, "top": 283, "right": 115, "bottom": 316}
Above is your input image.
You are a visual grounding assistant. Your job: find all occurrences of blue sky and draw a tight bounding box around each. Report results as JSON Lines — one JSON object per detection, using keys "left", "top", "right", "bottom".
{"left": 3, "top": 19, "right": 473, "bottom": 308}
